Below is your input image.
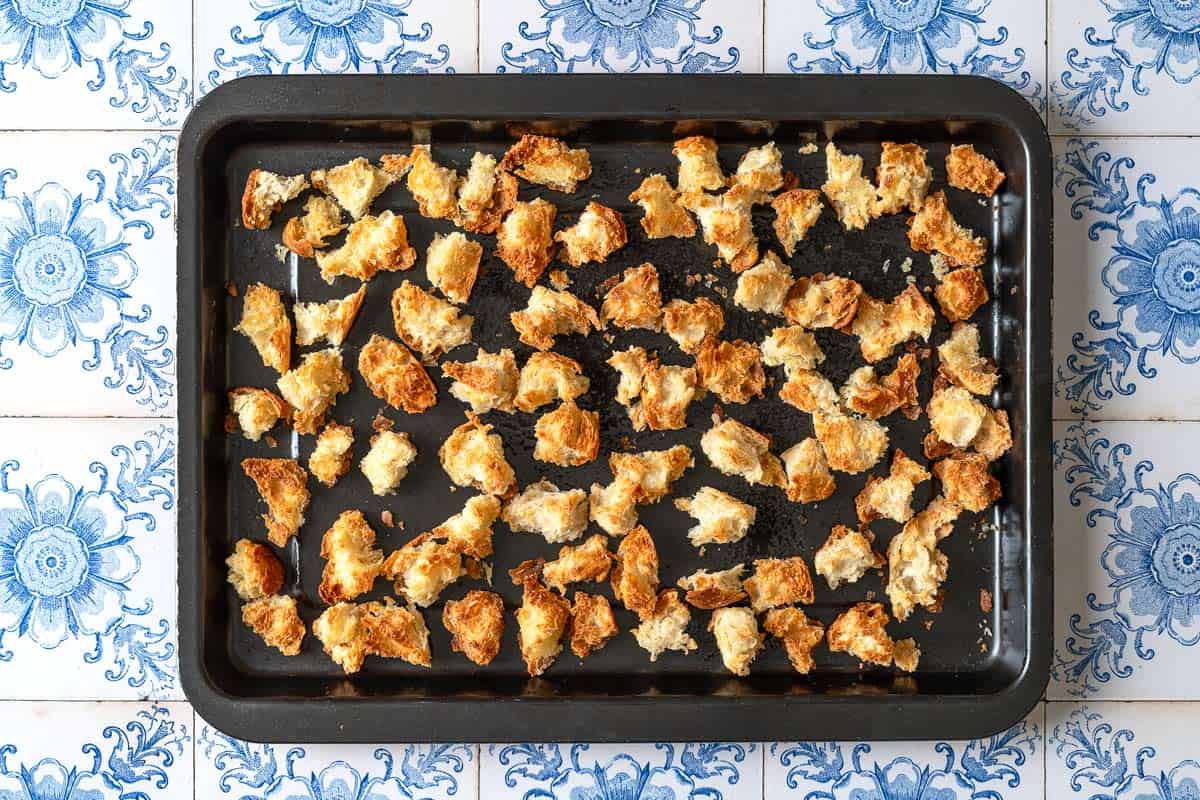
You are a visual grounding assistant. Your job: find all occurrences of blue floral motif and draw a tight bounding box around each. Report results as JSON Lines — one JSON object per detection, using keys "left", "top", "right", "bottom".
{"left": 0, "top": 136, "right": 175, "bottom": 411}
{"left": 202, "top": 0, "right": 452, "bottom": 94}
{"left": 770, "top": 719, "right": 1037, "bottom": 800}
{"left": 497, "top": 0, "right": 739, "bottom": 74}
{"left": 0, "top": 704, "right": 188, "bottom": 800}
{"left": 0, "top": 0, "right": 190, "bottom": 126}
{"left": 0, "top": 425, "right": 176, "bottom": 695}
{"left": 785, "top": 0, "right": 1043, "bottom": 111}
{"left": 199, "top": 726, "right": 473, "bottom": 800}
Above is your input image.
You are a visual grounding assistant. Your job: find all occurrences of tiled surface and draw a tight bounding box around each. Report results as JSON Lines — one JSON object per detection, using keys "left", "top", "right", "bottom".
{"left": 2, "top": 0, "right": 1199, "bottom": 797}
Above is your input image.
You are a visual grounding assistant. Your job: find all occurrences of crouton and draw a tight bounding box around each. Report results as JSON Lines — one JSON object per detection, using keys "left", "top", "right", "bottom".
{"left": 313, "top": 602, "right": 368, "bottom": 673}
{"left": 744, "top": 556, "right": 815, "bottom": 612}
{"left": 886, "top": 496, "right": 961, "bottom": 620}
{"left": 781, "top": 437, "right": 837, "bottom": 503}
{"left": 663, "top": 296, "right": 724, "bottom": 354}
{"left": 542, "top": 533, "right": 612, "bottom": 593}
{"left": 514, "top": 351, "right": 589, "bottom": 412}
{"left": 276, "top": 348, "right": 349, "bottom": 434}
{"left": 779, "top": 368, "right": 841, "bottom": 415}
{"left": 677, "top": 564, "right": 746, "bottom": 609}
{"left": 443, "top": 590, "right": 505, "bottom": 666}
{"left": 935, "top": 266, "right": 989, "bottom": 322}
{"left": 517, "top": 576, "right": 571, "bottom": 675}
{"left": 426, "top": 232, "right": 483, "bottom": 305}
{"left": 390, "top": 281, "right": 474, "bottom": 361}
{"left": 501, "top": 135, "right": 591, "bottom": 192}
{"left": 874, "top": 142, "right": 932, "bottom": 215}
{"left": 772, "top": 188, "right": 823, "bottom": 256}
{"left": 315, "top": 210, "right": 417, "bottom": 283}
{"left": 828, "top": 602, "right": 894, "bottom": 666}
{"left": 908, "top": 190, "right": 987, "bottom": 267}
{"left": 938, "top": 322, "right": 998, "bottom": 395}
{"left": 293, "top": 285, "right": 366, "bottom": 347}
{"left": 783, "top": 273, "right": 863, "bottom": 330}
{"left": 840, "top": 354, "right": 921, "bottom": 419}
{"left": 311, "top": 156, "right": 394, "bottom": 219}
{"left": 674, "top": 487, "right": 756, "bottom": 548}
{"left": 928, "top": 385, "right": 988, "bottom": 448}
{"left": 602, "top": 263, "right": 663, "bottom": 331}
{"left": 681, "top": 184, "right": 759, "bottom": 270}
{"left": 386, "top": 146, "right": 460, "bottom": 219}
{"left": 855, "top": 449, "right": 931, "bottom": 524}
{"left": 456, "top": 151, "right": 518, "bottom": 234}
{"left": 628, "top": 174, "right": 697, "bottom": 239}
{"left": 734, "top": 251, "right": 794, "bottom": 316}
{"left": 695, "top": 337, "right": 765, "bottom": 404}
{"left": 569, "top": 591, "right": 618, "bottom": 659}
{"left": 242, "top": 169, "right": 308, "bottom": 229}
{"left": 228, "top": 387, "right": 289, "bottom": 441}
{"left": 308, "top": 422, "right": 354, "bottom": 487}
{"left": 361, "top": 599, "right": 431, "bottom": 667}
{"left": 812, "top": 411, "right": 889, "bottom": 475}
{"left": 242, "top": 457, "right": 310, "bottom": 546}
{"left": 709, "top": 607, "right": 763, "bottom": 676}
{"left": 815, "top": 525, "right": 884, "bottom": 590}
{"left": 357, "top": 334, "right": 437, "bottom": 414}
{"left": 497, "top": 198, "right": 557, "bottom": 288}
{"left": 673, "top": 135, "right": 726, "bottom": 192}
{"left": 588, "top": 478, "right": 639, "bottom": 537}
{"left": 633, "top": 590, "right": 697, "bottom": 661}
{"left": 382, "top": 531, "right": 465, "bottom": 608}
{"left": 534, "top": 400, "right": 600, "bottom": 466}
{"left": 638, "top": 362, "right": 698, "bottom": 431}
{"left": 946, "top": 144, "right": 1005, "bottom": 196}
{"left": 608, "top": 445, "right": 694, "bottom": 503}
{"left": 608, "top": 346, "right": 650, "bottom": 407}
{"left": 701, "top": 417, "right": 785, "bottom": 488}
{"left": 893, "top": 637, "right": 921, "bottom": 672}
{"left": 360, "top": 430, "right": 417, "bottom": 496}
{"left": 850, "top": 285, "right": 935, "bottom": 363}
{"left": 242, "top": 595, "right": 305, "bottom": 656}
{"left": 510, "top": 286, "right": 600, "bottom": 350}
{"left": 822, "top": 142, "right": 877, "bottom": 230}
{"left": 439, "top": 412, "right": 517, "bottom": 496}
{"left": 972, "top": 408, "right": 1013, "bottom": 462}
{"left": 226, "top": 538, "right": 284, "bottom": 600}
{"left": 764, "top": 607, "right": 825, "bottom": 674}
{"left": 761, "top": 326, "right": 825, "bottom": 378}
{"left": 318, "top": 510, "right": 384, "bottom": 603}
{"left": 503, "top": 480, "right": 589, "bottom": 544}
{"left": 443, "top": 348, "right": 518, "bottom": 414}
{"left": 236, "top": 283, "right": 291, "bottom": 373}
{"left": 733, "top": 141, "right": 784, "bottom": 193}
{"left": 435, "top": 494, "right": 502, "bottom": 560}
{"left": 611, "top": 525, "right": 660, "bottom": 620}
{"left": 934, "top": 452, "right": 1001, "bottom": 512}
{"left": 555, "top": 201, "right": 627, "bottom": 266}
{"left": 282, "top": 195, "right": 345, "bottom": 256}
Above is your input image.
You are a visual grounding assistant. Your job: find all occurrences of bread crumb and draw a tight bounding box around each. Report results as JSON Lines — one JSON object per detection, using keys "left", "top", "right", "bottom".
{"left": 980, "top": 588, "right": 993, "bottom": 613}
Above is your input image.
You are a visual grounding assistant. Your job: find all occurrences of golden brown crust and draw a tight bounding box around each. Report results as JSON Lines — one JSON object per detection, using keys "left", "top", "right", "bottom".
{"left": 315, "top": 210, "right": 417, "bottom": 283}
{"left": 390, "top": 146, "right": 461, "bottom": 219}
{"left": 673, "top": 135, "right": 726, "bottom": 193}
{"left": 227, "top": 387, "right": 290, "bottom": 442}
{"left": 242, "top": 168, "right": 308, "bottom": 230}
{"left": 361, "top": 599, "right": 431, "bottom": 667}
{"left": 744, "top": 556, "right": 815, "bottom": 612}
{"left": 312, "top": 602, "right": 368, "bottom": 673}
{"left": 510, "top": 286, "right": 600, "bottom": 350}
{"left": 733, "top": 141, "right": 784, "bottom": 193}
{"left": 681, "top": 184, "right": 759, "bottom": 270}
{"left": 772, "top": 188, "right": 823, "bottom": 256}
{"left": 663, "top": 297, "right": 724, "bottom": 355}
{"left": 455, "top": 151, "right": 519, "bottom": 234}
{"left": 629, "top": 174, "right": 697, "bottom": 239}
{"left": 674, "top": 487, "right": 756, "bottom": 548}
{"left": 639, "top": 362, "right": 698, "bottom": 431}
{"left": 632, "top": 589, "right": 697, "bottom": 661}
{"left": 235, "top": 283, "right": 291, "bottom": 374}
{"left": 534, "top": 400, "right": 600, "bottom": 466}
{"left": 443, "top": 348, "right": 519, "bottom": 414}
{"left": 242, "top": 457, "right": 310, "bottom": 546}
{"left": 928, "top": 385, "right": 989, "bottom": 448}
{"left": 542, "top": 534, "right": 612, "bottom": 593}
{"left": 360, "top": 429, "right": 418, "bottom": 496}
{"left": 907, "top": 191, "right": 987, "bottom": 268}
{"left": 764, "top": 607, "right": 825, "bottom": 674}
{"left": 934, "top": 452, "right": 1001, "bottom": 512}
{"left": 276, "top": 348, "right": 350, "bottom": 434}
{"left": 840, "top": 353, "right": 921, "bottom": 419}
{"left": 935, "top": 267, "right": 990, "bottom": 323}
{"left": 503, "top": 480, "right": 590, "bottom": 544}
{"left": 434, "top": 494, "right": 501, "bottom": 560}
{"left": 308, "top": 422, "right": 355, "bottom": 487}
{"left": 310, "top": 156, "right": 394, "bottom": 219}
{"left": 226, "top": 539, "right": 285, "bottom": 600}
{"left": 781, "top": 437, "right": 838, "bottom": 503}
{"left": 517, "top": 576, "right": 571, "bottom": 675}
{"left": 426, "top": 231, "right": 483, "bottom": 305}
{"left": 822, "top": 142, "right": 877, "bottom": 230}
{"left": 708, "top": 606, "right": 763, "bottom": 676}
{"left": 382, "top": 531, "right": 465, "bottom": 608}
{"left": 972, "top": 408, "right": 1013, "bottom": 462}
{"left": 855, "top": 449, "right": 931, "bottom": 524}
{"left": 886, "top": 496, "right": 961, "bottom": 620}
{"left": 588, "top": 478, "right": 639, "bottom": 537}
{"left": 946, "top": 144, "right": 1005, "bottom": 196}
{"left": 439, "top": 412, "right": 517, "bottom": 497}
{"left": 783, "top": 273, "right": 863, "bottom": 330}
{"left": 814, "top": 525, "right": 884, "bottom": 590}
{"left": 569, "top": 592, "right": 618, "bottom": 659}
{"left": 357, "top": 334, "right": 437, "bottom": 414}
{"left": 611, "top": 525, "right": 660, "bottom": 621}
{"left": 294, "top": 285, "right": 367, "bottom": 348}
{"left": 700, "top": 417, "right": 785, "bottom": 488}
{"left": 443, "top": 590, "right": 505, "bottom": 665}
{"left": 779, "top": 368, "right": 841, "bottom": 415}
{"left": 514, "top": 351, "right": 589, "bottom": 412}
{"left": 893, "top": 637, "right": 921, "bottom": 672}
{"left": 501, "top": 134, "right": 591, "bottom": 192}
{"left": 874, "top": 142, "right": 933, "bottom": 215}
{"left": 677, "top": 564, "right": 746, "bottom": 609}
{"left": 601, "top": 262, "right": 663, "bottom": 331}
{"left": 827, "top": 602, "right": 895, "bottom": 666}
{"left": 608, "top": 445, "right": 694, "bottom": 504}
{"left": 555, "top": 201, "right": 627, "bottom": 266}
{"left": 282, "top": 195, "right": 345, "bottom": 257}
{"left": 695, "top": 336, "right": 765, "bottom": 404}
{"left": 390, "top": 280, "right": 474, "bottom": 361}
{"left": 318, "top": 510, "right": 384, "bottom": 604}
{"left": 498, "top": 198, "right": 557, "bottom": 287}
{"left": 938, "top": 322, "right": 998, "bottom": 395}
{"left": 734, "top": 251, "right": 794, "bottom": 316}
{"left": 242, "top": 595, "right": 305, "bottom": 656}
{"left": 812, "top": 411, "right": 889, "bottom": 475}
{"left": 850, "top": 285, "right": 936, "bottom": 363}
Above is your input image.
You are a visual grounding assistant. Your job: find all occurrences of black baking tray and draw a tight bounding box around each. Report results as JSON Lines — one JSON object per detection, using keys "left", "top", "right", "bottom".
{"left": 177, "top": 74, "right": 1052, "bottom": 743}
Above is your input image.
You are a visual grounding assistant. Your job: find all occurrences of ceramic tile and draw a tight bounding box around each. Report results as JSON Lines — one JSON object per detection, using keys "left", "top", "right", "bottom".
{"left": 482, "top": 742, "right": 761, "bottom": 799}
{"left": 0, "top": 418, "right": 179, "bottom": 700}
{"left": 765, "top": 705, "right": 1044, "bottom": 800}
{"left": 0, "top": 702, "right": 192, "bottom": 798}
{"left": 1047, "top": 702, "right": 1200, "bottom": 798}
{"left": 0, "top": 0, "right": 191, "bottom": 129}
{"left": 0, "top": 131, "right": 176, "bottom": 417}
{"left": 1052, "top": 136, "right": 1200, "bottom": 420}
{"left": 1050, "top": 0, "right": 1200, "bottom": 134}
{"left": 195, "top": 0, "right": 476, "bottom": 95}
{"left": 196, "top": 721, "right": 477, "bottom": 800}
{"left": 1051, "top": 421, "right": 1200, "bottom": 700}
{"left": 764, "top": 0, "right": 1047, "bottom": 113}
{"left": 480, "top": 0, "right": 762, "bottom": 73}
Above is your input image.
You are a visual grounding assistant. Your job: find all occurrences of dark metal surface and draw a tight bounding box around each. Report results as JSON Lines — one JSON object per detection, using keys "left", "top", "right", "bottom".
{"left": 177, "top": 74, "right": 1052, "bottom": 743}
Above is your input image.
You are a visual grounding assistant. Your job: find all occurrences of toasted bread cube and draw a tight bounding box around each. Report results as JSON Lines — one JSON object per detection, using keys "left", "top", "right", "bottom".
{"left": 383, "top": 531, "right": 465, "bottom": 608}
{"left": 828, "top": 602, "right": 895, "bottom": 666}
{"left": 628, "top": 174, "right": 696, "bottom": 239}
{"left": 510, "top": 286, "right": 599, "bottom": 350}
{"left": 391, "top": 145, "right": 460, "bottom": 220}
{"left": 673, "top": 135, "right": 725, "bottom": 193}
{"left": 601, "top": 263, "right": 663, "bottom": 331}
{"left": 700, "top": 417, "right": 785, "bottom": 488}
{"left": 534, "top": 400, "right": 600, "bottom": 467}
{"left": 242, "top": 169, "right": 308, "bottom": 230}
{"left": 316, "top": 210, "right": 417, "bottom": 283}
{"left": 555, "top": 201, "right": 627, "bottom": 266}
{"left": 812, "top": 411, "right": 889, "bottom": 475}
{"left": 515, "top": 351, "right": 589, "bottom": 412}
{"left": 677, "top": 564, "right": 746, "bottom": 609}
{"left": 928, "top": 385, "right": 988, "bottom": 448}
{"left": 946, "top": 144, "right": 1005, "bottom": 196}
{"left": 784, "top": 273, "right": 863, "bottom": 330}
{"left": 764, "top": 607, "right": 825, "bottom": 674}
{"left": 973, "top": 408, "right": 1013, "bottom": 462}
{"left": 663, "top": 296, "right": 724, "bottom": 354}
{"left": 242, "top": 457, "right": 310, "bottom": 546}
{"left": 840, "top": 355, "right": 921, "bottom": 420}
{"left": 503, "top": 480, "right": 589, "bottom": 544}
{"left": 498, "top": 198, "right": 557, "bottom": 287}
{"left": 815, "top": 525, "right": 884, "bottom": 590}
{"left": 425, "top": 232, "right": 483, "bottom": 305}
{"left": 761, "top": 325, "right": 824, "bottom": 379}
{"left": 780, "top": 368, "right": 841, "bottom": 415}
{"left": 435, "top": 494, "right": 501, "bottom": 560}
{"left": 639, "top": 362, "right": 698, "bottom": 432}
{"left": 611, "top": 525, "right": 660, "bottom": 620}
{"left": 456, "top": 151, "right": 518, "bottom": 234}
{"left": 228, "top": 387, "right": 289, "bottom": 441}
{"left": 886, "top": 496, "right": 960, "bottom": 620}
{"left": 733, "top": 142, "right": 783, "bottom": 192}
{"left": 282, "top": 195, "right": 345, "bottom": 257}
{"left": 357, "top": 334, "right": 437, "bottom": 414}
{"left": 938, "top": 322, "right": 998, "bottom": 395}
{"left": 276, "top": 348, "right": 350, "bottom": 434}
{"left": 608, "top": 445, "right": 694, "bottom": 503}
{"left": 935, "top": 266, "right": 989, "bottom": 322}
{"left": 874, "top": 142, "right": 932, "bottom": 215}
{"left": 934, "top": 452, "right": 1001, "bottom": 512}
{"left": 294, "top": 285, "right": 366, "bottom": 347}
{"left": 501, "top": 134, "right": 591, "bottom": 192}
{"left": 361, "top": 599, "right": 431, "bottom": 667}
{"left": 908, "top": 190, "right": 986, "bottom": 267}
{"left": 542, "top": 534, "right": 612, "bottom": 593}
{"left": 226, "top": 538, "right": 285, "bottom": 600}
{"left": 772, "top": 188, "right": 823, "bottom": 256}
{"left": 735, "top": 251, "right": 794, "bottom": 316}
{"left": 681, "top": 184, "right": 759, "bottom": 271}
{"left": 674, "top": 487, "right": 756, "bottom": 548}
{"left": 308, "top": 422, "right": 354, "bottom": 487}
{"left": 781, "top": 437, "right": 837, "bottom": 504}
{"left": 439, "top": 412, "right": 517, "bottom": 497}
{"left": 893, "top": 637, "right": 921, "bottom": 672}
{"left": 744, "top": 556, "right": 815, "bottom": 612}
{"left": 709, "top": 607, "right": 763, "bottom": 676}
{"left": 855, "top": 449, "right": 931, "bottom": 524}
{"left": 443, "top": 590, "right": 505, "bottom": 666}
{"left": 633, "top": 590, "right": 697, "bottom": 662}
{"left": 443, "top": 348, "right": 518, "bottom": 414}
{"left": 313, "top": 602, "right": 368, "bottom": 673}
{"left": 696, "top": 337, "right": 765, "bottom": 404}
{"left": 242, "top": 595, "right": 305, "bottom": 656}
{"left": 517, "top": 576, "right": 571, "bottom": 676}
{"left": 311, "top": 156, "right": 394, "bottom": 219}
{"left": 588, "top": 478, "right": 639, "bottom": 537}
{"left": 608, "top": 346, "right": 651, "bottom": 407}
{"left": 236, "top": 283, "right": 291, "bottom": 374}
{"left": 360, "top": 430, "right": 417, "bottom": 496}
{"left": 822, "top": 142, "right": 877, "bottom": 230}
{"left": 569, "top": 592, "right": 618, "bottom": 659}
{"left": 850, "top": 285, "right": 935, "bottom": 363}
{"left": 391, "top": 281, "right": 474, "bottom": 361}
{"left": 318, "top": 510, "right": 384, "bottom": 604}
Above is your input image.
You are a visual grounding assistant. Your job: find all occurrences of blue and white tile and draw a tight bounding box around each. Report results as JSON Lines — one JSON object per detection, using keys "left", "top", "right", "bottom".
{"left": 0, "top": 131, "right": 176, "bottom": 417}
{"left": 196, "top": 721, "right": 477, "bottom": 800}
{"left": 0, "top": 0, "right": 191, "bottom": 129}
{"left": 765, "top": 705, "right": 1044, "bottom": 800}
{"left": 1048, "top": 702, "right": 1200, "bottom": 799}
{"left": 196, "top": 0, "right": 476, "bottom": 95}
{"left": 0, "top": 418, "right": 179, "bottom": 700}
{"left": 1052, "top": 136, "right": 1200, "bottom": 420}
{"left": 0, "top": 701, "right": 192, "bottom": 799}
{"left": 1050, "top": 0, "right": 1200, "bottom": 134}
{"left": 764, "top": 0, "right": 1047, "bottom": 113}
{"left": 1052, "top": 421, "right": 1200, "bottom": 699}
{"left": 482, "top": 742, "right": 761, "bottom": 799}
{"left": 480, "top": 0, "right": 762, "bottom": 74}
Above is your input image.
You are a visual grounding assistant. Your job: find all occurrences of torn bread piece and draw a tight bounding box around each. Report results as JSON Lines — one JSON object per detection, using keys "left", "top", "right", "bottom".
{"left": 850, "top": 285, "right": 936, "bottom": 363}
{"left": 629, "top": 173, "right": 697, "bottom": 239}
{"left": 772, "top": 188, "right": 823, "bottom": 256}
{"left": 928, "top": 385, "right": 989, "bottom": 448}
{"left": 242, "top": 595, "right": 305, "bottom": 656}
{"left": 435, "top": 494, "right": 501, "bottom": 560}
{"left": 276, "top": 348, "right": 350, "bottom": 434}
{"left": 361, "top": 599, "right": 431, "bottom": 668}
{"left": 812, "top": 411, "right": 889, "bottom": 475}
{"left": 638, "top": 362, "right": 698, "bottom": 431}
{"left": 242, "top": 457, "right": 310, "bottom": 546}
{"left": 828, "top": 602, "right": 895, "bottom": 667}
{"left": 308, "top": 422, "right": 354, "bottom": 487}
{"left": 570, "top": 591, "right": 618, "bottom": 659}
{"left": 313, "top": 602, "right": 369, "bottom": 673}
{"left": 318, "top": 510, "right": 384, "bottom": 604}
{"left": 856, "top": 449, "right": 931, "bottom": 524}
{"left": 608, "top": 344, "right": 651, "bottom": 414}
{"left": 440, "top": 412, "right": 517, "bottom": 497}
{"left": 510, "top": 286, "right": 600, "bottom": 350}
{"left": 633, "top": 590, "right": 697, "bottom": 661}
{"left": 761, "top": 326, "right": 825, "bottom": 379}
{"left": 611, "top": 525, "right": 660, "bottom": 620}
{"left": 908, "top": 190, "right": 987, "bottom": 267}
{"left": 236, "top": 282, "right": 291, "bottom": 374}
{"left": 682, "top": 183, "right": 760, "bottom": 271}
{"left": 675, "top": 487, "right": 756, "bottom": 548}
{"left": 542, "top": 534, "right": 612, "bottom": 593}
{"left": 228, "top": 387, "right": 289, "bottom": 442}
{"left": 608, "top": 445, "right": 694, "bottom": 504}
{"left": 677, "top": 564, "right": 746, "bottom": 609}
{"left": 501, "top": 134, "right": 591, "bottom": 192}
{"left": 946, "top": 144, "right": 1005, "bottom": 196}
{"left": 783, "top": 273, "right": 863, "bottom": 330}
{"left": 972, "top": 407, "right": 1013, "bottom": 462}
{"left": 382, "top": 531, "right": 466, "bottom": 608}
{"left": 874, "top": 141, "right": 933, "bottom": 215}
{"left": 385, "top": 146, "right": 460, "bottom": 220}
{"left": 443, "top": 590, "right": 505, "bottom": 666}
{"left": 701, "top": 417, "right": 786, "bottom": 488}
{"left": 498, "top": 198, "right": 557, "bottom": 288}
{"left": 555, "top": 201, "right": 627, "bottom": 266}
{"left": 745, "top": 556, "right": 815, "bottom": 612}
{"left": 534, "top": 400, "right": 600, "bottom": 466}
{"left": 781, "top": 437, "right": 837, "bottom": 503}
{"left": 934, "top": 452, "right": 1001, "bottom": 512}
{"left": 357, "top": 334, "right": 437, "bottom": 414}
{"left": 589, "top": 478, "right": 639, "bottom": 537}
{"left": 602, "top": 262, "right": 663, "bottom": 331}
{"left": 226, "top": 539, "right": 284, "bottom": 601}
{"left": 426, "top": 232, "right": 483, "bottom": 305}
{"left": 696, "top": 336, "right": 765, "bottom": 404}
{"left": 242, "top": 169, "right": 308, "bottom": 229}
{"left": 391, "top": 281, "right": 474, "bottom": 362}
{"left": 886, "top": 495, "right": 961, "bottom": 620}
{"left": 815, "top": 525, "right": 884, "bottom": 590}
{"left": 673, "top": 135, "right": 725, "bottom": 193}
{"left": 443, "top": 348, "right": 519, "bottom": 414}
{"left": 822, "top": 142, "right": 877, "bottom": 230}
{"left": 764, "top": 607, "right": 826, "bottom": 674}
{"left": 935, "top": 266, "right": 989, "bottom": 322}
{"left": 360, "top": 430, "right": 417, "bottom": 496}
{"left": 709, "top": 607, "right": 764, "bottom": 676}
{"left": 517, "top": 576, "right": 571, "bottom": 676}
{"left": 733, "top": 141, "right": 784, "bottom": 192}
{"left": 893, "top": 637, "right": 921, "bottom": 672}
{"left": 735, "top": 251, "right": 794, "bottom": 316}
{"left": 515, "top": 351, "right": 589, "bottom": 412}
{"left": 311, "top": 156, "right": 394, "bottom": 220}
{"left": 282, "top": 195, "right": 345, "bottom": 256}
{"left": 294, "top": 285, "right": 366, "bottom": 347}
{"left": 663, "top": 296, "right": 724, "bottom": 354}
{"left": 779, "top": 368, "right": 841, "bottom": 415}
{"left": 455, "top": 151, "right": 518, "bottom": 234}
{"left": 841, "top": 353, "right": 921, "bottom": 420}
{"left": 938, "top": 322, "right": 998, "bottom": 395}
{"left": 316, "top": 210, "right": 416, "bottom": 283}
{"left": 503, "top": 480, "right": 590, "bottom": 544}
